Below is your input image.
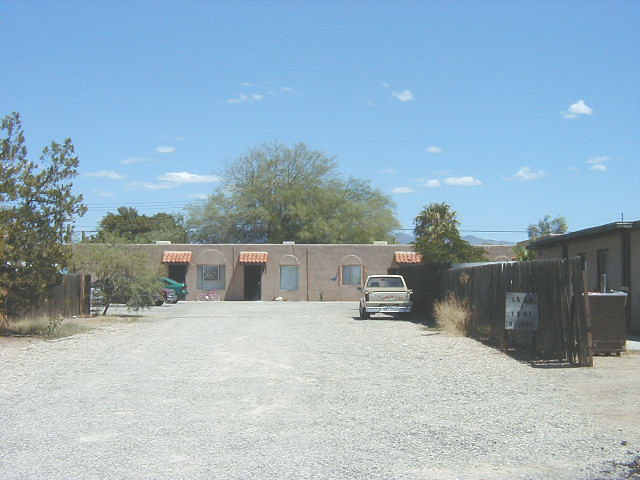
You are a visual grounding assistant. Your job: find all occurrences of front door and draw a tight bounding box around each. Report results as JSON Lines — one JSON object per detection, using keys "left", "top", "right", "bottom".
{"left": 168, "top": 264, "right": 187, "bottom": 284}
{"left": 244, "top": 265, "right": 262, "bottom": 301}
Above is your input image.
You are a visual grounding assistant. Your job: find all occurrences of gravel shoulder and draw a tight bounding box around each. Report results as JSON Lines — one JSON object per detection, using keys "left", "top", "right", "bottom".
{"left": 1, "top": 301, "right": 639, "bottom": 480}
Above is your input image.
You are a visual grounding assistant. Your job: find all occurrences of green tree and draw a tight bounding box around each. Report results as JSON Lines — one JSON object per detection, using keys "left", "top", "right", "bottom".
{"left": 0, "top": 112, "right": 86, "bottom": 317}
{"left": 72, "top": 236, "right": 162, "bottom": 315}
{"left": 186, "top": 143, "right": 400, "bottom": 243}
{"left": 527, "top": 215, "right": 568, "bottom": 240}
{"left": 91, "top": 207, "right": 186, "bottom": 243}
{"left": 413, "top": 202, "right": 486, "bottom": 264}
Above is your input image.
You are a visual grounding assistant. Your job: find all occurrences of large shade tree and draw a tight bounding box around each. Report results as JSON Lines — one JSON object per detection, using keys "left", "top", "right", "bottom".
{"left": 91, "top": 207, "right": 186, "bottom": 244}
{"left": 186, "top": 143, "right": 400, "bottom": 243}
{"left": 413, "top": 202, "right": 486, "bottom": 264}
{"left": 0, "top": 112, "right": 86, "bottom": 316}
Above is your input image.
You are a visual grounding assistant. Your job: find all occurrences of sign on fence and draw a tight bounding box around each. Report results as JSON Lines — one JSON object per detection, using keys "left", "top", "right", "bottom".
{"left": 505, "top": 292, "right": 539, "bottom": 330}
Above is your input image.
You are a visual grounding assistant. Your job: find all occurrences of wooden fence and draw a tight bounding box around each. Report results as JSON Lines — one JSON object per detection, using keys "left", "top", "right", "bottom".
{"left": 24, "top": 274, "right": 91, "bottom": 320}
{"left": 441, "top": 258, "right": 593, "bottom": 366}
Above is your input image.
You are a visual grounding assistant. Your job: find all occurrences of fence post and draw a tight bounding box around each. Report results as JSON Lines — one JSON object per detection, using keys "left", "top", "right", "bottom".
{"left": 580, "top": 272, "right": 594, "bottom": 367}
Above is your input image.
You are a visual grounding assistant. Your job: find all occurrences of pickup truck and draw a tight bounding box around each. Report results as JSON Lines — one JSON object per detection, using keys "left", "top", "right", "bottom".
{"left": 359, "top": 274, "right": 413, "bottom": 319}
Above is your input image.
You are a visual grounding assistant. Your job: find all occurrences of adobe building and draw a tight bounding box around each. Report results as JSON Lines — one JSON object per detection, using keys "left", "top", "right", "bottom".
{"left": 529, "top": 221, "right": 640, "bottom": 333}
{"left": 143, "top": 243, "right": 424, "bottom": 302}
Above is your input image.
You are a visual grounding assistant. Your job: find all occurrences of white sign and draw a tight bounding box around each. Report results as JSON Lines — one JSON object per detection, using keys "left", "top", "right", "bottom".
{"left": 505, "top": 292, "right": 539, "bottom": 330}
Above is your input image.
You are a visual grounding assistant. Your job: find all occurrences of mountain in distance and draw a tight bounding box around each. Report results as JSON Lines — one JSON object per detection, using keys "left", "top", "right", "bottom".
{"left": 392, "top": 231, "right": 514, "bottom": 246}
{"left": 462, "top": 235, "right": 514, "bottom": 246}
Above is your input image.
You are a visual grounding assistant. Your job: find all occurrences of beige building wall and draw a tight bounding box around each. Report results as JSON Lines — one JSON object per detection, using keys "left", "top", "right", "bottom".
{"left": 134, "top": 243, "right": 416, "bottom": 302}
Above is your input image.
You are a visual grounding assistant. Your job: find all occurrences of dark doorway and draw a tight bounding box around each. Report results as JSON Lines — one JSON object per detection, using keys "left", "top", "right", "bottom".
{"left": 244, "top": 265, "right": 262, "bottom": 301}
{"left": 168, "top": 264, "right": 187, "bottom": 285}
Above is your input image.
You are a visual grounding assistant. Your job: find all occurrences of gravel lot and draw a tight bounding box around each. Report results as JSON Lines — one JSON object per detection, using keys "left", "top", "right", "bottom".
{"left": 1, "top": 301, "right": 639, "bottom": 480}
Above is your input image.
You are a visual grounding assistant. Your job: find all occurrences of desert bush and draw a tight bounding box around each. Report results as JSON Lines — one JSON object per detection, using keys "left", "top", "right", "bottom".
{"left": 1, "top": 316, "right": 90, "bottom": 338}
{"left": 433, "top": 293, "right": 470, "bottom": 336}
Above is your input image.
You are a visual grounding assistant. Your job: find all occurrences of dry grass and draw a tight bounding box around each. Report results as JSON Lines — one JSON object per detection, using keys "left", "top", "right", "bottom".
{"left": 0, "top": 316, "right": 92, "bottom": 338}
{"left": 433, "top": 293, "right": 470, "bottom": 336}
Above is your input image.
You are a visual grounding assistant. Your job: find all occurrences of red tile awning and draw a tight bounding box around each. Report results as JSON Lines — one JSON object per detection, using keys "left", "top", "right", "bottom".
{"left": 239, "top": 251, "right": 269, "bottom": 264}
{"left": 162, "top": 251, "right": 193, "bottom": 263}
{"left": 394, "top": 251, "right": 423, "bottom": 264}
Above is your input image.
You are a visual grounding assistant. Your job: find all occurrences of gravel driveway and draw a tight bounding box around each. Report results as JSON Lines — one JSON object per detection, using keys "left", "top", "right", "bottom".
{"left": 1, "top": 302, "right": 639, "bottom": 479}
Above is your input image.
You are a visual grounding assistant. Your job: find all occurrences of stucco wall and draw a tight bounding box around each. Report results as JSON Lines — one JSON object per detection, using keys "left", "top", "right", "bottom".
{"left": 131, "top": 243, "right": 416, "bottom": 302}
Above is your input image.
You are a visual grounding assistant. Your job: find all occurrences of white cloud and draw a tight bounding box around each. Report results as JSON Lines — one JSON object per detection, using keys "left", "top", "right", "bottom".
{"left": 121, "top": 156, "right": 150, "bottom": 165}
{"left": 586, "top": 155, "right": 609, "bottom": 172}
{"left": 444, "top": 176, "right": 482, "bottom": 186}
{"left": 568, "top": 166, "right": 579, "bottom": 172}
{"left": 513, "top": 166, "right": 545, "bottom": 181}
{"left": 131, "top": 182, "right": 174, "bottom": 190}
{"left": 227, "top": 92, "right": 265, "bottom": 104}
{"left": 379, "top": 168, "right": 396, "bottom": 175}
{"left": 156, "top": 145, "right": 176, "bottom": 153}
{"left": 367, "top": 100, "right": 376, "bottom": 107}
{"left": 176, "top": 136, "right": 185, "bottom": 141}
{"left": 188, "top": 193, "right": 209, "bottom": 200}
{"left": 587, "top": 155, "right": 609, "bottom": 164}
{"left": 392, "top": 186, "right": 414, "bottom": 194}
{"left": 564, "top": 99, "right": 592, "bottom": 118}
{"left": 426, "top": 146, "right": 443, "bottom": 154}
{"left": 228, "top": 94, "right": 249, "bottom": 104}
{"left": 280, "top": 86, "right": 294, "bottom": 93}
{"left": 240, "top": 82, "right": 253, "bottom": 87}
{"left": 392, "top": 89, "right": 414, "bottom": 102}
{"left": 381, "top": 82, "right": 390, "bottom": 88}
{"left": 85, "top": 170, "right": 125, "bottom": 180}
{"left": 158, "top": 171, "right": 221, "bottom": 184}
{"left": 422, "top": 179, "right": 441, "bottom": 188}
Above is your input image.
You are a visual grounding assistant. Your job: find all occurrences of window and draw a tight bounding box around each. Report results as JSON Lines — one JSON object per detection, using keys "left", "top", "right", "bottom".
{"left": 366, "top": 276, "right": 404, "bottom": 288}
{"left": 280, "top": 265, "right": 299, "bottom": 291}
{"left": 197, "top": 264, "right": 225, "bottom": 290}
{"left": 342, "top": 265, "right": 362, "bottom": 286}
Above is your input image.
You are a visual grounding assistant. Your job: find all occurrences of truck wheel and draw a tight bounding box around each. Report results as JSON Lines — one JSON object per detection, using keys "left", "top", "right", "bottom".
{"left": 360, "top": 307, "right": 369, "bottom": 320}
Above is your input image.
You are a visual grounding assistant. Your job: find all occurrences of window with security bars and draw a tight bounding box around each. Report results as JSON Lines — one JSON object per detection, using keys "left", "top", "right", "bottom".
{"left": 197, "top": 264, "right": 225, "bottom": 290}
{"left": 280, "top": 265, "right": 299, "bottom": 291}
{"left": 342, "top": 265, "right": 362, "bottom": 286}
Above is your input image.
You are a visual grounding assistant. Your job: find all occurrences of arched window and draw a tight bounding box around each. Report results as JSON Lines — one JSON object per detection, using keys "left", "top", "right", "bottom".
{"left": 340, "top": 254, "right": 363, "bottom": 286}
{"left": 279, "top": 254, "right": 300, "bottom": 291}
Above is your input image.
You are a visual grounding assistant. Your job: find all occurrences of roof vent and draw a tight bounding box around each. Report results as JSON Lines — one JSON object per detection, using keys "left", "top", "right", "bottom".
{"left": 282, "top": 241, "right": 295, "bottom": 245}
{"left": 373, "top": 241, "right": 388, "bottom": 245}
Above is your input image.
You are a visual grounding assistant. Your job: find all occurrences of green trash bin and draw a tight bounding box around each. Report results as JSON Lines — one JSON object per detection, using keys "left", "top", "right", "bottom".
{"left": 585, "top": 291, "right": 628, "bottom": 355}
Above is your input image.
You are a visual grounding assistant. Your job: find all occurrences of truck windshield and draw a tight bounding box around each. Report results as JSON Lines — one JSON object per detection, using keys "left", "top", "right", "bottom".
{"left": 367, "top": 277, "right": 404, "bottom": 288}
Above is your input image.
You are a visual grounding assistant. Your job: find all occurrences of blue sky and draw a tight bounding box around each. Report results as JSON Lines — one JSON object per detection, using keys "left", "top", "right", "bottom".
{"left": 2, "top": 1, "right": 639, "bottom": 242}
